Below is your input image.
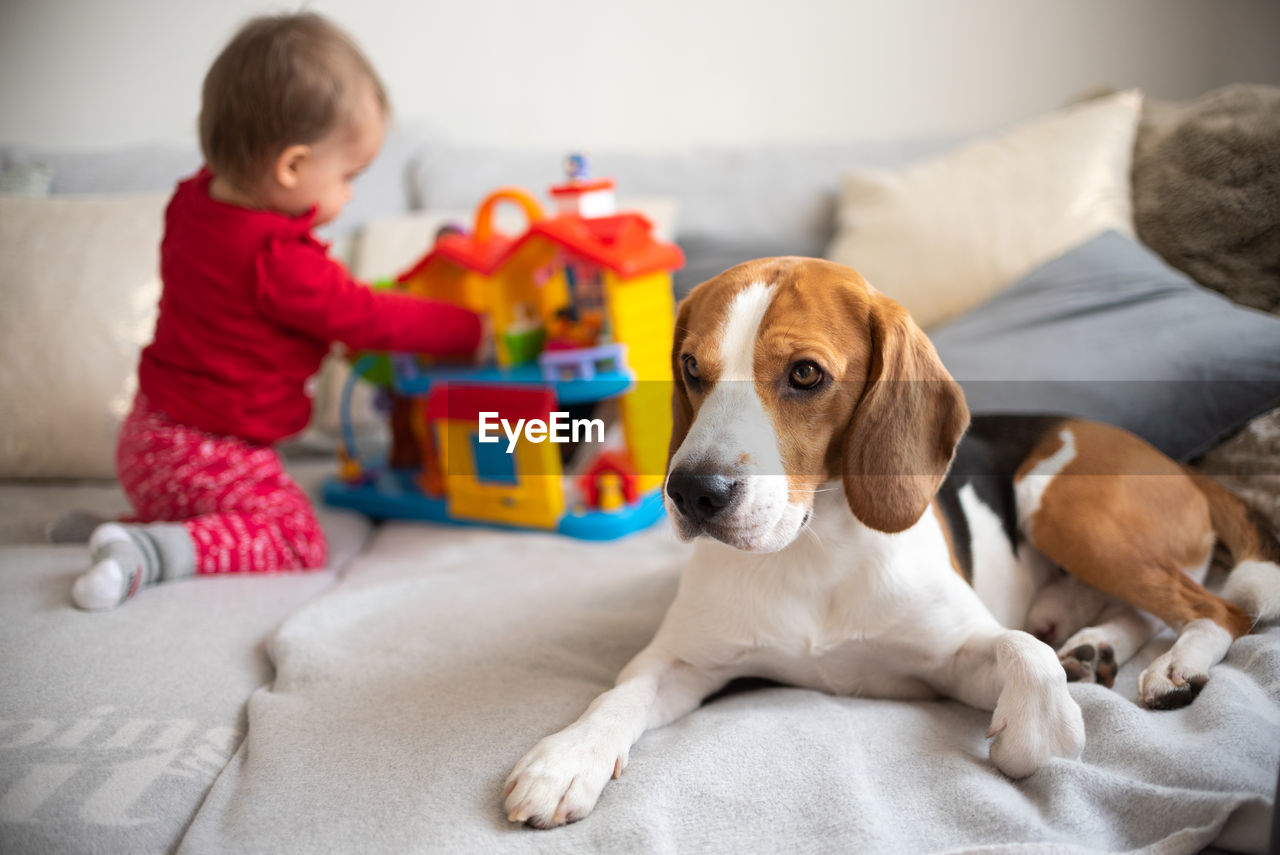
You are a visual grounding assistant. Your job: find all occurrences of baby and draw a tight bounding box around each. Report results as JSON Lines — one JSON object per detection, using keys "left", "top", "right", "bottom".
{"left": 71, "top": 13, "right": 481, "bottom": 610}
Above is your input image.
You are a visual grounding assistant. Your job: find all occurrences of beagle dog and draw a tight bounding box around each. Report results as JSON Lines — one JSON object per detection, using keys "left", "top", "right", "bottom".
{"left": 503, "top": 258, "right": 1280, "bottom": 828}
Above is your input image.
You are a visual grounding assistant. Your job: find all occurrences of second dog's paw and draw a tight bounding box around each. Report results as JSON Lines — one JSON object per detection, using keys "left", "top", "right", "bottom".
{"left": 503, "top": 729, "right": 626, "bottom": 829}
{"left": 1136, "top": 619, "right": 1230, "bottom": 710}
{"left": 1138, "top": 653, "right": 1208, "bottom": 710}
{"left": 1058, "top": 642, "right": 1117, "bottom": 688}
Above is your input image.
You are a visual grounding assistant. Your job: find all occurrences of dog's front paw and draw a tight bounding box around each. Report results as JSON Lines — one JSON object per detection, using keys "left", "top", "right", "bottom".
{"left": 987, "top": 683, "right": 1085, "bottom": 779}
{"left": 503, "top": 728, "right": 628, "bottom": 829}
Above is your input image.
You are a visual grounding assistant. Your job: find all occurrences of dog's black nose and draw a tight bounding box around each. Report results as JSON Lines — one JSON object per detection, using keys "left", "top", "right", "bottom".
{"left": 666, "top": 469, "right": 739, "bottom": 522}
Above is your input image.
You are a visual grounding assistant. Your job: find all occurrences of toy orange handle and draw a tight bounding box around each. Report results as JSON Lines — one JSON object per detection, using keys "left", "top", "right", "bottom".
{"left": 473, "top": 187, "right": 544, "bottom": 244}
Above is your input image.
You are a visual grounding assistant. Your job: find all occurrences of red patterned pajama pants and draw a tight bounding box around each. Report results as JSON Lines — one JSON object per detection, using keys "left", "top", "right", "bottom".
{"left": 116, "top": 395, "right": 328, "bottom": 574}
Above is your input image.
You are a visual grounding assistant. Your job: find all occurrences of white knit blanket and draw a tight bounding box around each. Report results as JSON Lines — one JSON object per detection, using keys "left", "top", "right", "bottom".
{"left": 177, "top": 521, "right": 1280, "bottom": 854}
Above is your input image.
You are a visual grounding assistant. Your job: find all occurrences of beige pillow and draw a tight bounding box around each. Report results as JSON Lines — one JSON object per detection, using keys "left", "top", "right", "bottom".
{"left": 825, "top": 90, "right": 1142, "bottom": 330}
{"left": 0, "top": 193, "right": 166, "bottom": 478}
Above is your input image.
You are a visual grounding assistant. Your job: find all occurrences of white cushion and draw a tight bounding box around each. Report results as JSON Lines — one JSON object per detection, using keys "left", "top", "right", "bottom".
{"left": 352, "top": 209, "right": 472, "bottom": 282}
{"left": 825, "top": 90, "right": 1142, "bottom": 331}
{"left": 0, "top": 193, "right": 166, "bottom": 478}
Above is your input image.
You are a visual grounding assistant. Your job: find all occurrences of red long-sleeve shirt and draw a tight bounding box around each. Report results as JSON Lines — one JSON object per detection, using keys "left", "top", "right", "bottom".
{"left": 138, "top": 169, "right": 481, "bottom": 444}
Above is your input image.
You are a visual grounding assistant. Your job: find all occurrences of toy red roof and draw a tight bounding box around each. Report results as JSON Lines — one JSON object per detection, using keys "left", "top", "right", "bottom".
{"left": 549, "top": 178, "right": 615, "bottom": 196}
{"left": 397, "top": 211, "right": 684, "bottom": 283}
{"left": 582, "top": 450, "right": 637, "bottom": 478}
{"left": 577, "top": 450, "right": 640, "bottom": 507}
{"left": 425, "top": 384, "right": 555, "bottom": 424}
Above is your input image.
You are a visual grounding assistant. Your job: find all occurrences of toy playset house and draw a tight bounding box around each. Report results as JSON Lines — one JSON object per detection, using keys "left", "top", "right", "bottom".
{"left": 323, "top": 163, "right": 684, "bottom": 540}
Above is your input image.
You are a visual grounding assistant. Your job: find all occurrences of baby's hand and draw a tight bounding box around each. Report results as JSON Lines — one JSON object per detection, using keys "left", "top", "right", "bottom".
{"left": 473, "top": 314, "right": 496, "bottom": 367}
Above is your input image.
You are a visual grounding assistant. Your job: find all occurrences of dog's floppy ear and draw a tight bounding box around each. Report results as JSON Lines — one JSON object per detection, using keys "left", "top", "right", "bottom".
{"left": 841, "top": 295, "right": 969, "bottom": 533}
{"left": 667, "top": 293, "right": 696, "bottom": 467}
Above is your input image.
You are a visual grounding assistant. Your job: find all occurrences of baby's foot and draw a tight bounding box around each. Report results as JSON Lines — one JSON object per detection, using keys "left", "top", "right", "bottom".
{"left": 72, "top": 558, "right": 127, "bottom": 610}
{"left": 70, "top": 522, "right": 197, "bottom": 611}
{"left": 71, "top": 524, "right": 142, "bottom": 610}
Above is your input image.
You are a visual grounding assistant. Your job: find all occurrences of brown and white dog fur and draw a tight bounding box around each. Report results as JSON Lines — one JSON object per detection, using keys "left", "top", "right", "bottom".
{"left": 503, "top": 258, "right": 1280, "bottom": 828}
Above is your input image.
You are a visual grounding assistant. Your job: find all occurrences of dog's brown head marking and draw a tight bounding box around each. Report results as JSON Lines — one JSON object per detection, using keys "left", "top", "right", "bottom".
{"left": 666, "top": 257, "right": 969, "bottom": 546}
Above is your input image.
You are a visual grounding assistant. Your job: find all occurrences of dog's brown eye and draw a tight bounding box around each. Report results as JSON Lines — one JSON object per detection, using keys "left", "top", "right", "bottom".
{"left": 683, "top": 355, "right": 700, "bottom": 381}
{"left": 789, "top": 361, "right": 822, "bottom": 389}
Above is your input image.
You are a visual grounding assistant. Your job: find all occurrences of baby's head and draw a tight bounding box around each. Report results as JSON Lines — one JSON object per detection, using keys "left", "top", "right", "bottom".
{"left": 199, "top": 13, "right": 387, "bottom": 225}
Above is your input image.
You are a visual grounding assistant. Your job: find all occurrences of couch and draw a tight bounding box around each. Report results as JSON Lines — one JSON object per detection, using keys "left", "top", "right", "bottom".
{"left": 2, "top": 86, "right": 1279, "bottom": 854}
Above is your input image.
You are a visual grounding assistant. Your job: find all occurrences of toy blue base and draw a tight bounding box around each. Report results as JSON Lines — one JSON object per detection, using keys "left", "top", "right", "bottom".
{"left": 322, "top": 469, "right": 666, "bottom": 541}
{"left": 394, "top": 362, "right": 633, "bottom": 405}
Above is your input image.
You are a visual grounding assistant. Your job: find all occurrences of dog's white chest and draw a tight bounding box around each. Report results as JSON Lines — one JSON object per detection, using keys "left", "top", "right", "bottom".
{"left": 669, "top": 502, "right": 987, "bottom": 699}
{"left": 743, "top": 628, "right": 943, "bottom": 699}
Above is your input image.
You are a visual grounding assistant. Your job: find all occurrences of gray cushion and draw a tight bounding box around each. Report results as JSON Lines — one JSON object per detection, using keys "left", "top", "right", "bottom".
{"left": 674, "top": 235, "right": 824, "bottom": 299}
{"left": 930, "top": 230, "right": 1280, "bottom": 460}
{"left": 409, "top": 137, "right": 957, "bottom": 249}
{"left": 0, "top": 124, "right": 423, "bottom": 238}
{"left": 0, "top": 143, "right": 200, "bottom": 196}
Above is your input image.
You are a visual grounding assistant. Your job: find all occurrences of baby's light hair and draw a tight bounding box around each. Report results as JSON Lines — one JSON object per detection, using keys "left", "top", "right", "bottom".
{"left": 199, "top": 12, "right": 388, "bottom": 188}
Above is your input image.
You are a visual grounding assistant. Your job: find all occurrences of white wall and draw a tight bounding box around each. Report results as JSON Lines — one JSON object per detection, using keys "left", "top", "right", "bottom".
{"left": 2, "top": 0, "right": 1279, "bottom": 152}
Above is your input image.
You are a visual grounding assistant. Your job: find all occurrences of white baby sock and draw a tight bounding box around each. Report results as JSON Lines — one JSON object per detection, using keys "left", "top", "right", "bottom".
{"left": 71, "top": 523, "right": 196, "bottom": 611}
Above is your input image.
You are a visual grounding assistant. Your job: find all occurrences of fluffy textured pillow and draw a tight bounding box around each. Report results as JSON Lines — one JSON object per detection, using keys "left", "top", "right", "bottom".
{"left": 1132, "top": 83, "right": 1280, "bottom": 314}
{"left": 0, "top": 193, "right": 166, "bottom": 478}
{"left": 827, "top": 90, "right": 1142, "bottom": 331}
{"left": 930, "top": 230, "right": 1280, "bottom": 460}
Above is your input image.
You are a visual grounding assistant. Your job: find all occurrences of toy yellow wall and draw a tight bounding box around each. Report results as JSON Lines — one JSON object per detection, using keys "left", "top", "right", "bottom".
{"left": 605, "top": 270, "right": 675, "bottom": 491}
{"left": 439, "top": 420, "right": 564, "bottom": 529}
{"left": 537, "top": 270, "right": 570, "bottom": 323}
{"left": 405, "top": 262, "right": 490, "bottom": 315}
